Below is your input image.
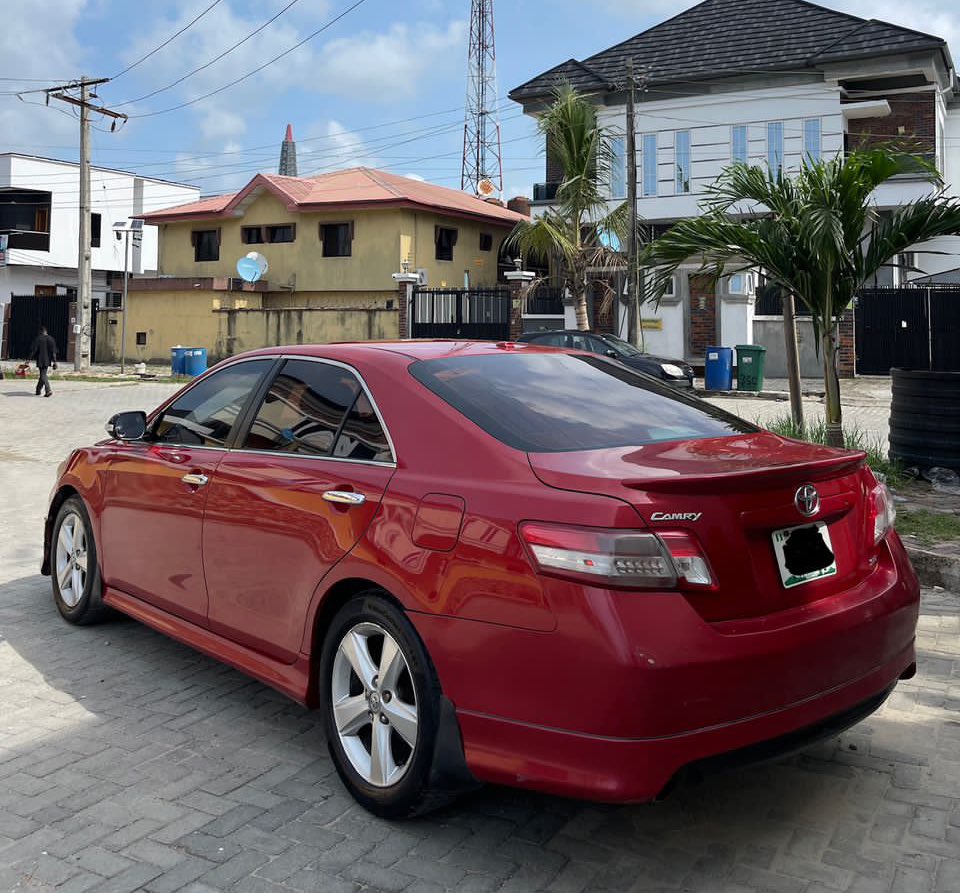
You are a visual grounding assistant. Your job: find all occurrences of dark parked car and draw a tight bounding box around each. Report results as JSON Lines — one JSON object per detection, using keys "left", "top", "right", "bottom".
{"left": 517, "top": 330, "right": 695, "bottom": 387}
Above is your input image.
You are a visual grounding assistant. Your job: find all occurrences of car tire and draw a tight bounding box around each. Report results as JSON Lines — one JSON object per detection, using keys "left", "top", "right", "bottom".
{"left": 51, "top": 497, "right": 110, "bottom": 625}
{"left": 320, "top": 591, "right": 451, "bottom": 818}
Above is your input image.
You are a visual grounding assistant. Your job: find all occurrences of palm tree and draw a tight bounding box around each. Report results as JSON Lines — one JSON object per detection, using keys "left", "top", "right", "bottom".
{"left": 644, "top": 149, "right": 960, "bottom": 447}
{"left": 506, "top": 86, "right": 629, "bottom": 330}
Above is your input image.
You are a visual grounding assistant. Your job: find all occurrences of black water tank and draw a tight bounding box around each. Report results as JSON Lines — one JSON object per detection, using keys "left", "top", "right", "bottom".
{"left": 889, "top": 369, "right": 960, "bottom": 470}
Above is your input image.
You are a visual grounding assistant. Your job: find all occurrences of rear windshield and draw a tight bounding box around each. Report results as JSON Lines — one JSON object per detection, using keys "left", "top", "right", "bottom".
{"left": 409, "top": 353, "right": 757, "bottom": 453}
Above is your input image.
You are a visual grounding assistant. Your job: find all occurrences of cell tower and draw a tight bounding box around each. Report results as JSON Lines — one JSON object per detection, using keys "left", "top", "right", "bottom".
{"left": 461, "top": 0, "right": 503, "bottom": 199}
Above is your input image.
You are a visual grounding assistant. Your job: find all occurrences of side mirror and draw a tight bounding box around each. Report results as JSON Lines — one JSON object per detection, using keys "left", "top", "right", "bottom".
{"left": 106, "top": 411, "right": 148, "bottom": 441}
{"left": 605, "top": 349, "right": 619, "bottom": 358}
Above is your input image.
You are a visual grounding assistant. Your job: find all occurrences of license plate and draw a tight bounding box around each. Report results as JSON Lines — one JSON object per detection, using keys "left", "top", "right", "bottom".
{"left": 771, "top": 522, "right": 837, "bottom": 589}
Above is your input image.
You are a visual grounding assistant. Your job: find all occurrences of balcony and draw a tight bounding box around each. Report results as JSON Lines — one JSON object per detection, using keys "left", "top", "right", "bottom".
{"left": 533, "top": 182, "right": 561, "bottom": 203}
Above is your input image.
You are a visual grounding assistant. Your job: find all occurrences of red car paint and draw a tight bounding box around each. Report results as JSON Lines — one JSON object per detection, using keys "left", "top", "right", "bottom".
{"left": 44, "top": 341, "right": 919, "bottom": 802}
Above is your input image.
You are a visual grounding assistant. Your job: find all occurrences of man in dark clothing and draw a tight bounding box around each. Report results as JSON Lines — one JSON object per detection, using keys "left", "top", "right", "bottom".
{"left": 28, "top": 326, "right": 58, "bottom": 397}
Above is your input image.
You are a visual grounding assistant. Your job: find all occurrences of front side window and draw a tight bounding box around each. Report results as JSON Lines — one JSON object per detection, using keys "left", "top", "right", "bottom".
{"left": 675, "top": 131, "right": 691, "bottom": 194}
{"left": 435, "top": 226, "right": 458, "bottom": 262}
{"left": 768, "top": 122, "right": 784, "bottom": 177}
{"left": 321, "top": 222, "right": 353, "bottom": 257}
{"left": 609, "top": 135, "right": 627, "bottom": 199}
{"left": 154, "top": 360, "right": 271, "bottom": 447}
{"left": 803, "top": 118, "right": 821, "bottom": 163}
{"left": 193, "top": 229, "right": 220, "bottom": 262}
{"left": 642, "top": 133, "right": 658, "bottom": 197}
{"left": 732, "top": 125, "right": 748, "bottom": 164}
{"left": 410, "top": 353, "right": 756, "bottom": 453}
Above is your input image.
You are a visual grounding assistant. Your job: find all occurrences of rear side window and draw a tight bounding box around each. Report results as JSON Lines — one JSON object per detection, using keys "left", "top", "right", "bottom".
{"left": 243, "top": 360, "right": 360, "bottom": 456}
{"left": 154, "top": 360, "right": 272, "bottom": 448}
{"left": 409, "top": 353, "right": 756, "bottom": 452}
{"left": 334, "top": 392, "right": 392, "bottom": 463}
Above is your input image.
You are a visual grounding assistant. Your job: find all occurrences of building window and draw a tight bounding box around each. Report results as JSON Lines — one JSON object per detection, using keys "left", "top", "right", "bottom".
{"left": 642, "top": 133, "right": 658, "bottom": 197}
{"left": 105, "top": 291, "right": 123, "bottom": 309}
{"left": 34, "top": 206, "right": 50, "bottom": 234}
{"left": 241, "top": 226, "right": 264, "bottom": 244}
{"left": 803, "top": 118, "right": 821, "bottom": 163}
{"left": 266, "top": 224, "right": 295, "bottom": 244}
{"left": 90, "top": 213, "right": 102, "bottom": 248}
{"left": 435, "top": 226, "right": 458, "bottom": 262}
{"left": 192, "top": 229, "right": 220, "bottom": 262}
{"left": 479, "top": 232, "right": 493, "bottom": 252}
{"left": 767, "top": 122, "right": 784, "bottom": 177}
{"left": 675, "top": 131, "right": 691, "bottom": 194}
{"left": 321, "top": 222, "right": 353, "bottom": 257}
{"left": 609, "top": 135, "right": 626, "bottom": 199}
{"left": 732, "top": 125, "right": 748, "bottom": 164}
{"left": 136, "top": 331, "right": 147, "bottom": 346}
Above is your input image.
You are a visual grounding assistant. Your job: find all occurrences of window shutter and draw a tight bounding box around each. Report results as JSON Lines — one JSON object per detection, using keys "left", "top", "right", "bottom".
{"left": 191, "top": 231, "right": 199, "bottom": 248}
{"left": 435, "top": 225, "right": 441, "bottom": 245}
{"left": 450, "top": 229, "right": 458, "bottom": 247}
{"left": 348, "top": 221, "right": 355, "bottom": 241}
{"left": 216, "top": 228, "right": 222, "bottom": 245}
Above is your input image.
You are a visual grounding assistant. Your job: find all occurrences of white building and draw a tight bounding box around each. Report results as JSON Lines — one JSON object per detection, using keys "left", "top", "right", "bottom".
{"left": 510, "top": 0, "right": 960, "bottom": 373}
{"left": 1, "top": 153, "right": 198, "bottom": 354}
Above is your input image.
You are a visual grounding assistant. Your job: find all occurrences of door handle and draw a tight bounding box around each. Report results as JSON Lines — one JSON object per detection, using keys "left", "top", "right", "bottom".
{"left": 322, "top": 490, "right": 366, "bottom": 506}
{"left": 181, "top": 473, "right": 209, "bottom": 487}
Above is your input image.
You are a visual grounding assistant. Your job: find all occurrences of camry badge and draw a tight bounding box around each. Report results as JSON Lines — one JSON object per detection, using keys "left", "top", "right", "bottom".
{"left": 795, "top": 484, "right": 820, "bottom": 517}
{"left": 650, "top": 512, "right": 702, "bottom": 522}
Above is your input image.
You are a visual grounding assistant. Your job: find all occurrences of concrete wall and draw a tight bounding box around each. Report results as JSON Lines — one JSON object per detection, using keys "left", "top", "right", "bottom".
{"left": 753, "top": 317, "right": 824, "bottom": 378}
{"left": 95, "top": 291, "right": 398, "bottom": 364}
{"left": 157, "top": 192, "right": 511, "bottom": 294}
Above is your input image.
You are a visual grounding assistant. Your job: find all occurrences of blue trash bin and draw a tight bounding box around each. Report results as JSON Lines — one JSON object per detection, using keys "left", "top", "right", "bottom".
{"left": 170, "top": 346, "right": 188, "bottom": 376}
{"left": 184, "top": 348, "right": 208, "bottom": 378}
{"left": 704, "top": 346, "right": 734, "bottom": 391}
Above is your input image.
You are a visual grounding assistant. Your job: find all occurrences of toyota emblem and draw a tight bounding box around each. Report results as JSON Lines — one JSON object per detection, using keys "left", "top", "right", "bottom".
{"left": 795, "top": 484, "right": 820, "bottom": 517}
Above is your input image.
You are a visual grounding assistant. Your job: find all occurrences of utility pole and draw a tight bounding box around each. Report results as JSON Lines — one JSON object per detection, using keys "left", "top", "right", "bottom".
{"left": 46, "top": 76, "right": 126, "bottom": 371}
{"left": 626, "top": 59, "right": 639, "bottom": 345}
{"left": 782, "top": 289, "right": 805, "bottom": 429}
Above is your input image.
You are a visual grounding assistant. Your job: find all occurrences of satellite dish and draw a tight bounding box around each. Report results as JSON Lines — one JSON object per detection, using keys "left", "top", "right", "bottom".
{"left": 236, "top": 252, "right": 269, "bottom": 283}
{"left": 477, "top": 178, "right": 496, "bottom": 197}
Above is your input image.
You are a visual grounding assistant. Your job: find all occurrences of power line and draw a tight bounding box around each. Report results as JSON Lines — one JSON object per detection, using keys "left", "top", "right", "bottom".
{"left": 120, "top": 0, "right": 368, "bottom": 118}
{"left": 113, "top": 0, "right": 301, "bottom": 106}
{"left": 111, "top": 0, "right": 226, "bottom": 81}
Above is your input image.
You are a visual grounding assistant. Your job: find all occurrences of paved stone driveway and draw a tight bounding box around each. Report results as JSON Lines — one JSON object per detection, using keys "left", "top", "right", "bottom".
{"left": 1, "top": 377, "right": 959, "bottom": 893}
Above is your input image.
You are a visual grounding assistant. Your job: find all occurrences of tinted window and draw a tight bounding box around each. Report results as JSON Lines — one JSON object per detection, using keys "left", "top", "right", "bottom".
{"left": 410, "top": 354, "right": 756, "bottom": 453}
{"left": 154, "top": 360, "right": 271, "bottom": 447}
{"left": 243, "top": 360, "right": 361, "bottom": 457}
{"left": 334, "top": 392, "right": 392, "bottom": 463}
{"left": 534, "top": 333, "right": 567, "bottom": 348}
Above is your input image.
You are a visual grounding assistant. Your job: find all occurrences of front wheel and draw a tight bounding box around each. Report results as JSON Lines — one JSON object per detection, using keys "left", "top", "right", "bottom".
{"left": 51, "top": 497, "right": 109, "bottom": 625}
{"left": 320, "top": 592, "right": 451, "bottom": 818}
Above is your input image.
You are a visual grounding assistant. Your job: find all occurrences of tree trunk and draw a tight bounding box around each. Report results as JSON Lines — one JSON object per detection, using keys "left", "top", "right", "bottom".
{"left": 782, "top": 290, "right": 804, "bottom": 430}
{"left": 822, "top": 326, "right": 844, "bottom": 448}
{"left": 574, "top": 283, "right": 590, "bottom": 330}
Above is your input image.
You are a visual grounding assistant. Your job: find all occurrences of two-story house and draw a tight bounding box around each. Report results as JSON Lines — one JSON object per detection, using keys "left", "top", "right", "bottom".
{"left": 510, "top": 0, "right": 960, "bottom": 376}
{"left": 110, "top": 167, "right": 526, "bottom": 363}
{"left": 0, "top": 153, "right": 198, "bottom": 361}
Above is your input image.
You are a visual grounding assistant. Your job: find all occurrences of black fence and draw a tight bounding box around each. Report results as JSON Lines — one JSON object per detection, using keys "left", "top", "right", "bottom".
{"left": 525, "top": 285, "right": 564, "bottom": 316}
{"left": 856, "top": 286, "right": 960, "bottom": 374}
{"left": 6, "top": 294, "right": 72, "bottom": 361}
{"left": 411, "top": 287, "right": 511, "bottom": 341}
{"left": 754, "top": 285, "right": 811, "bottom": 317}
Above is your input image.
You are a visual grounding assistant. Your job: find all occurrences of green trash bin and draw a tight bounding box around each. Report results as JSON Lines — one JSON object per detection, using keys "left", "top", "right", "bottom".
{"left": 735, "top": 344, "right": 767, "bottom": 392}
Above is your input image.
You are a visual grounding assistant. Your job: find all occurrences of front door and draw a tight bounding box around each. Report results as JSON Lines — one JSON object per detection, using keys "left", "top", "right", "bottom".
{"left": 99, "top": 359, "right": 273, "bottom": 625}
{"left": 202, "top": 358, "right": 395, "bottom": 662}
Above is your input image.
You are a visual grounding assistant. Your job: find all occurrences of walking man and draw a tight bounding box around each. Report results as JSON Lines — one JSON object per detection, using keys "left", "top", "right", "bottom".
{"left": 28, "top": 326, "right": 58, "bottom": 397}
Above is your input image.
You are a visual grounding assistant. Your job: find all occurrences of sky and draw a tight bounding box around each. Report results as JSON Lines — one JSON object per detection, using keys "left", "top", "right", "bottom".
{"left": 3, "top": 0, "right": 960, "bottom": 208}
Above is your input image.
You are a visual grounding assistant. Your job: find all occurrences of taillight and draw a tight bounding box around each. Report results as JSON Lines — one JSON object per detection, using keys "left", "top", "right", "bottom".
{"left": 519, "top": 523, "right": 713, "bottom": 589}
{"left": 868, "top": 481, "right": 896, "bottom": 545}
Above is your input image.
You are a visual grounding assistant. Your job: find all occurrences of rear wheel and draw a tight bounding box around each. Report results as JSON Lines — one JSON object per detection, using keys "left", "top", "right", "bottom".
{"left": 52, "top": 497, "right": 109, "bottom": 625}
{"left": 320, "top": 592, "right": 449, "bottom": 818}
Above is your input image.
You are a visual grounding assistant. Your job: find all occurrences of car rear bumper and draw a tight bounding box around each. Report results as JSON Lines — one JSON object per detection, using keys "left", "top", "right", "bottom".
{"left": 456, "top": 641, "right": 914, "bottom": 802}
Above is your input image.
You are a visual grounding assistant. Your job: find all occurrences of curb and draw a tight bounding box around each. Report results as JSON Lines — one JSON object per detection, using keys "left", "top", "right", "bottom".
{"left": 904, "top": 543, "right": 960, "bottom": 590}
{"left": 699, "top": 388, "right": 825, "bottom": 401}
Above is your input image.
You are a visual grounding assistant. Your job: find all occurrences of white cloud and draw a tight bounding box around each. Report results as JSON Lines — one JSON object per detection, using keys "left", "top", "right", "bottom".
{"left": 312, "top": 21, "right": 467, "bottom": 101}
{"left": 0, "top": 0, "right": 89, "bottom": 150}
{"left": 298, "top": 119, "right": 380, "bottom": 176}
{"left": 404, "top": 173, "right": 427, "bottom": 181}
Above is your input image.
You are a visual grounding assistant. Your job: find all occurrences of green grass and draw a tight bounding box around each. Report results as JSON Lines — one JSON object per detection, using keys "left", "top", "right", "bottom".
{"left": 762, "top": 414, "right": 905, "bottom": 487}
{"left": 895, "top": 508, "right": 960, "bottom": 545}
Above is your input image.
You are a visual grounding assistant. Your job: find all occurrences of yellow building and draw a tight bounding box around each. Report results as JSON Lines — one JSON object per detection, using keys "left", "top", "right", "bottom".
{"left": 98, "top": 167, "right": 526, "bottom": 363}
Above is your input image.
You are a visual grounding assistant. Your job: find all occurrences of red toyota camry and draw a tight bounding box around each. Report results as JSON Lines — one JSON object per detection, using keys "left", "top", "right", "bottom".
{"left": 42, "top": 342, "right": 919, "bottom": 817}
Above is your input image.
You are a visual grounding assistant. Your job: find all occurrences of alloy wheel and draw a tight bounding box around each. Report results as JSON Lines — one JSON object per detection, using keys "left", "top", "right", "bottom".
{"left": 331, "top": 621, "right": 419, "bottom": 787}
{"left": 55, "top": 512, "right": 88, "bottom": 608}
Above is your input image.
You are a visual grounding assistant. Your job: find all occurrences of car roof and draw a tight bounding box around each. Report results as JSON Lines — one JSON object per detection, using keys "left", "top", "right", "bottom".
{"left": 522, "top": 329, "right": 609, "bottom": 337}
{"left": 229, "top": 340, "right": 572, "bottom": 363}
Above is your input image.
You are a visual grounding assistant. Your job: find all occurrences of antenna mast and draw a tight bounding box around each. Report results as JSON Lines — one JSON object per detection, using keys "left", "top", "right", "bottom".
{"left": 461, "top": 0, "right": 503, "bottom": 198}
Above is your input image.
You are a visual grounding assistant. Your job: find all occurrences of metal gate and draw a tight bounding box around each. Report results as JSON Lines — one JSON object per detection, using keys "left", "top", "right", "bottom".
{"left": 411, "top": 287, "right": 511, "bottom": 341}
{"left": 856, "top": 287, "right": 960, "bottom": 374}
{"left": 6, "top": 294, "right": 72, "bottom": 362}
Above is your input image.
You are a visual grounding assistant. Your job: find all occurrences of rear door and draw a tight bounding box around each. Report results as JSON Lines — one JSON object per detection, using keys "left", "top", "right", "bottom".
{"left": 202, "top": 357, "right": 396, "bottom": 662}
{"left": 99, "top": 359, "right": 273, "bottom": 625}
